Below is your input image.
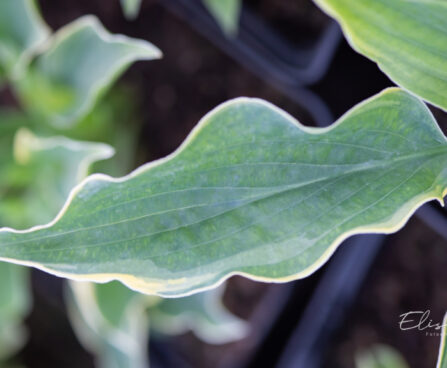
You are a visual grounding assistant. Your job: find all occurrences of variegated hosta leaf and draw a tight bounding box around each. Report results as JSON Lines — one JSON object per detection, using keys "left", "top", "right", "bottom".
{"left": 0, "top": 122, "right": 112, "bottom": 362}
{"left": 202, "top": 0, "right": 241, "bottom": 35}
{"left": 4, "top": 128, "right": 114, "bottom": 229}
{"left": 0, "top": 264, "right": 30, "bottom": 361}
{"left": 120, "top": 0, "right": 143, "bottom": 20}
{"left": 437, "top": 312, "right": 447, "bottom": 368}
{"left": 0, "top": 88, "right": 447, "bottom": 297}
{"left": 355, "top": 345, "right": 409, "bottom": 368}
{"left": 66, "top": 281, "right": 155, "bottom": 368}
{"left": 313, "top": 0, "right": 447, "bottom": 111}
{"left": 150, "top": 285, "right": 248, "bottom": 344}
{"left": 16, "top": 15, "right": 161, "bottom": 127}
{"left": 0, "top": 0, "right": 50, "bottom": 78}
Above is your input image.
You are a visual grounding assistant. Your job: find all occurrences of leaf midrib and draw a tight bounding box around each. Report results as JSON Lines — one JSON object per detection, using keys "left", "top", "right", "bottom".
{"left": 0, "top": 144, "right": 446, "bottom": 257}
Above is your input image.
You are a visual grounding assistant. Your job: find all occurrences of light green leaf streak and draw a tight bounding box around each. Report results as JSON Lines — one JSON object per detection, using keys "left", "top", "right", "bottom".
{"left": 150, "top": 285, "right": 248, "bottom": 344}
{"left": 437, "top": 312, "right": 447, "bottom": 368}
{"left": 120, "top": 0, "right": 143, "bottom": 20}
{"left": 16, "top": 15, "right": 161, "bottom": 127}
{"left": 67, "top": 281, "right": 153, "bottom": 368}
{"left": 313, "top": 0, "right": 447, "bottom": 111}
{"left": 0, "top": 88, "right": 447, "bottom": 297}
{"left": 0, "top": 0, "right": 50, "bottom": 77}
{"left": 202, "top": 0, "right": 241, "bottom": 35}
{"left": 356, "top": 344, "right": 409, "bottom": 368}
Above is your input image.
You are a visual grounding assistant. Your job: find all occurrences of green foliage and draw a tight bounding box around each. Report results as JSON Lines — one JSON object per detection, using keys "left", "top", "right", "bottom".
{"left": 0, "top": 116, "right": 113, "bottom": 363}
{"left": 11, "top": 129, "right": 114, "bottom": 228}
{"left": 202, "top": 0, "right": 241, "bottom": 35}
{"left": 356, "top": 345, "right": 409, "bottom": 368}
{"left": 67, "top": 281, "right": 153, "bottom": 368}
{"left": 0, "top": 1, "right": 446, "bottom": 366}
{"left": 0, "top": 264, "right": 29, "bottom": 362}
{"left": 67, "top": 281, "right": 246, "bottom": 368}
{"left": 150, "top": 286, "right": 248, "bottom": 344}
{"left": 437, "top": 312, "right": 447, "bottom": 368}
{"left": 15, "top": 15, "right": 161, "bottom": 127}
{"left": 0, "top": 2, "right": 161, "bottom": 363}
{"left": 0, "top": 0, "right": 49, "bottom": 77}
{"left": 0, "top": 88, "right": 445, "bottom": 297}
{"left": 120, "top": 0, "right": 143, "bottom": 20}
{"left": 313, "top": 0, "right": 447, "bottom": 111}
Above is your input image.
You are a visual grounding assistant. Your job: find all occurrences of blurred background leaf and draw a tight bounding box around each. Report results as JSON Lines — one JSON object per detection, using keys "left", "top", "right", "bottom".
{"left": 120, "top": 0, "right": 143, "bottom": 20}
{"left": 150, "top": 285, "right": 248, "bottom": 345}
{"left": 355, "top": 345, "right": 409, "bottom": 368}
{"left": 0, "top": 264, "right": 30, "bottom": 365}
{"left": 202, "top": 0, "right": 242, "bottom": 36}
{"left": 15, "top": 15, "right": 161, "bottom": 127}
{"left": 0, "top": 0, "right": 50, "bottom": 78}
{"left": 67, "top": 281, "right": 155, "bottom": 368}
{"left": 0, "top": 121, "right": 113, "bottom": 364}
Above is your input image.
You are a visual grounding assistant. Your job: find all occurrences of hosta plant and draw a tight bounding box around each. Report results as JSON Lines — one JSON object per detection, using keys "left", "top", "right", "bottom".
{"left": 1, "top": 0, "right": 447, "bottom": 366}
{"left": 120, "top": 0, "right": 242, "bottom": 35}
{"left": 0, "top": 1, "right": 249, "bottom": 366}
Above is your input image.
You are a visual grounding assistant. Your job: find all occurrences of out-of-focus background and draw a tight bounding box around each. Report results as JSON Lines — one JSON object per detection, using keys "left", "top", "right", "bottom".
{"left": 1, "top": 1, "right": 447, "bottom": 367}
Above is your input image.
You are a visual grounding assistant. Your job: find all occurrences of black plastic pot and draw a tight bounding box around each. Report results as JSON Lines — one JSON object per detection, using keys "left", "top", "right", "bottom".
{"left": 161, "top": 0, "right": 341, "bottom": 87}
{"left": 159, "top": 0, "right": 341, "bottom": 126}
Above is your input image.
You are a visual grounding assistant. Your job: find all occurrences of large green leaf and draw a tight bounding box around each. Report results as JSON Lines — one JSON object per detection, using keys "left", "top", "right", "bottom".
{"left": 150, "top": 285, "right": 248, "bottom": 344}
{"left": 0, "top": 0, "right": 50, "bottom": 78}
{"left": 66, "top": 281, "right": 153, "bottom": 368}
{"left": 0, "top": 88, "right": 446, "bottom": 296}
{"left": 16, "top": 15, "right": 161, "bottom": 127}
{"left": 202, "top": 0, "right": 241, "bottom": 35}
{"left": 437, "top": 312, "right": 447, "bottom": 368}
{"left": 313, "top": 0, "right": 447, "bottom": 111}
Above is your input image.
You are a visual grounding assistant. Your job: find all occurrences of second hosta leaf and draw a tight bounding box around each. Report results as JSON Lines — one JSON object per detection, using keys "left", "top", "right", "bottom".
{"left": 0, "top": 88, "right": 447, "bottom": 296}
{"left": 0, "top": 0, "right": 49, "bottom": 77}
{"left": 16, "top": 15, "right": 161, "bottom": 127}
{"left": 202, "top": 0, "right": 241, "bottom": 35}
{"left": 313, "top": 0, "right": 447, "bottom": 111}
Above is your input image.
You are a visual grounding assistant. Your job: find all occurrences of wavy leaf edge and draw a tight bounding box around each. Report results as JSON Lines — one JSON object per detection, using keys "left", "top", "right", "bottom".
{"left": 3, "top": 0, "right": 51, "bottom": 79}
{"left": 22, "top": 14, "right": 162, "bottom": 128}
{"left": 0, "top": 87, "right": 446, "bottom": 297}
{"left": 312, "top": 0, "right": 447, "bottom": 111}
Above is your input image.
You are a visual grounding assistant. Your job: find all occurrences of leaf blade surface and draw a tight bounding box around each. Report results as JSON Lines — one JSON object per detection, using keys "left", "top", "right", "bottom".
{"left": 0, "top": 88, "right": 446, "bottom": 296}
{"left": 313, "top": 0, "right": 447, "bottom": 111}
